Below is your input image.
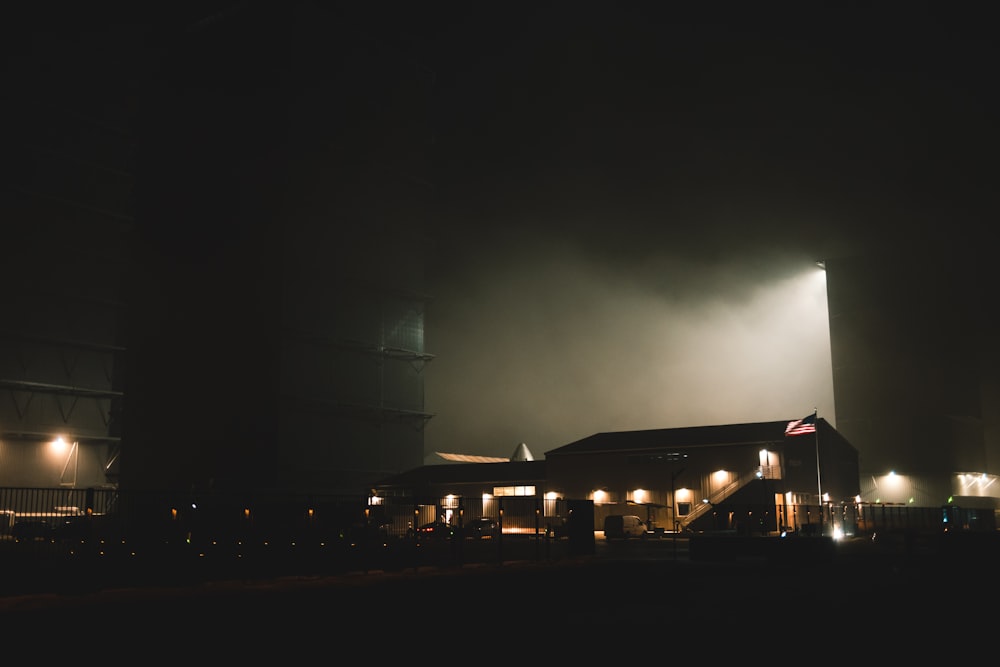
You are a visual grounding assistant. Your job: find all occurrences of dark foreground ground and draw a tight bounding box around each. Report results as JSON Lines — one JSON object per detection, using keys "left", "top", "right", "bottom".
{"left": 1, "top": 532, "right": 996, "bottom": 652}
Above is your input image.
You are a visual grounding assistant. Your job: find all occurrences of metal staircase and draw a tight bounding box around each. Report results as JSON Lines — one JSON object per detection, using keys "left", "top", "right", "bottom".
{"left": 679, "top": 465, "right": 782, "bottom": 530}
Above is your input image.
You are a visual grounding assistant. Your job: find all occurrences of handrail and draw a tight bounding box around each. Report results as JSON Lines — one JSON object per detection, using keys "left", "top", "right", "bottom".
{"left": 679, "top": 465, "right": 783, "bottom": 529}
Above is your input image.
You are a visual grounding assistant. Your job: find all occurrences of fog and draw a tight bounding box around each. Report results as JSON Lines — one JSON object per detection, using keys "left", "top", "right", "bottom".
{"left": 424, "top": 227, "right": 834, "bottom": 458}
{"left": 418, "top": 3, "right": 994, "bottom": 459}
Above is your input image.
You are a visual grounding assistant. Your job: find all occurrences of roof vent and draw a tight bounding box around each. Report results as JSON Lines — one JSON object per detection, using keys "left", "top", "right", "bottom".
{"left": 510, "top": 442, "right": 534, "bottom": 461}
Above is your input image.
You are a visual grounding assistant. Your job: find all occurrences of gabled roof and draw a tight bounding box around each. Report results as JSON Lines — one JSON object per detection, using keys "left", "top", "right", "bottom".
{"left": 545, "top": 419, "right": 820, "bottom": 456}
{"left": 424, "top": 443, "right": 536, "bottom": 465}
{"left": 428, "top": 452, "right": 510, "bottom": 464}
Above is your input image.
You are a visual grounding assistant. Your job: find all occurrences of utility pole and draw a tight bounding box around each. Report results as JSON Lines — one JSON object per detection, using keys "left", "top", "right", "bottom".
{"left": 671, "top": 467, "right": 685, "bottom": 560}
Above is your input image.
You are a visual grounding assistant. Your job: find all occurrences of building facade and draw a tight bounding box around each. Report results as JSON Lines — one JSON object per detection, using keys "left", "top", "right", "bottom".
{"left": 544, "top": 417, "right": 860, "bottom": 534}
{"left": 376, "top": 418, "right": 862, "bottom": 536}
{"left": 0, "top": 20, "right": 137, "bottom": 489}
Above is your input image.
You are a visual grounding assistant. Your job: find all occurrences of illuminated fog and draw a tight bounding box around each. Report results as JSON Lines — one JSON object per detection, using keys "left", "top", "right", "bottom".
{"left": 425, "top": 227, "right": 835, "bottom": 458}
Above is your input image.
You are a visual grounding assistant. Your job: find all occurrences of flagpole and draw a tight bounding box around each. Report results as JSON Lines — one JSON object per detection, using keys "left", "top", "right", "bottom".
{"left": 813, "top": 409, "right": 823, "bottom": 528}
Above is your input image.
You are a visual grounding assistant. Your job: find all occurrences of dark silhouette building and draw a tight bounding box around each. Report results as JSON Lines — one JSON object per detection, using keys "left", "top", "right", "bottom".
{"left": 0, "top": 16, "right": 136, "bottom": 488}
{"left": 824, "top": 238, "right": 999, "bottom": 511}
{"left": 1, "top": 6, "right": 435, "bottom": 496}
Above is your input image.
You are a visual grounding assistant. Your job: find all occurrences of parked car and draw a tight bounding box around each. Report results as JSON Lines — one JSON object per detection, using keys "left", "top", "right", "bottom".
{"left": 603, "top": 514, "right": 648, "bottom": 540}
{"left": 463, "top": 517, "right": 499, "bottom": 539}
{"left": 412, "top": 520, "right": 454, "bottom": 540}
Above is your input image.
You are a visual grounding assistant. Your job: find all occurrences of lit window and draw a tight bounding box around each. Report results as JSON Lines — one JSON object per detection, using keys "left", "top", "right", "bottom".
{"left": 493, "top": 486, "right": 537, "bottom": 497}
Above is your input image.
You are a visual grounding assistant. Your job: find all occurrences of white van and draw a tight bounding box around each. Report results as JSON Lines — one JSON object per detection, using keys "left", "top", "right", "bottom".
{"left": 603, "top": 514, "right": 647, "bottom": 540}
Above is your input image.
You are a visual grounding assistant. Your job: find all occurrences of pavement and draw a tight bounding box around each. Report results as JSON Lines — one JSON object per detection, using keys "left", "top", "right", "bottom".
{"left": 2, "top": 534, "right": 996, "bottom": 650}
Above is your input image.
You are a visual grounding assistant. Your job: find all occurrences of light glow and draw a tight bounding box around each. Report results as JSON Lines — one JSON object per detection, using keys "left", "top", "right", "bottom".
{"left": 49, "top": 437, "right": 69, "bottom": 455}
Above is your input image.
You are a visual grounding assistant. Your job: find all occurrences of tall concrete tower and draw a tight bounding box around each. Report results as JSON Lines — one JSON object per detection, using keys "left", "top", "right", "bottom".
{"left": 124, "top": 5, "right": 436, "bottom": 495}
{"left": 824, "top": 240, "right": 999, "bottom": 510}
{"left": 1, "top": 6, "right": 437, "bottom": 497}
{"left": 0, "top": 18, "right": 139, "bottom": 489}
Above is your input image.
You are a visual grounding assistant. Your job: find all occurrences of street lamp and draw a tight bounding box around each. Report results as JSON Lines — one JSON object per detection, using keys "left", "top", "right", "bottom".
{"left": 50, "top": 437, "right": 79, "bottom": 487}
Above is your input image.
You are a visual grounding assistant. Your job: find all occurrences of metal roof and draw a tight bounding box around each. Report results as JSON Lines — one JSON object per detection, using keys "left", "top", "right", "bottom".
{"left": 431, "top": 452, "right": 510, "bottom": 463}
{"left": 544, "top": 419, "right": 818, "bottom": 456}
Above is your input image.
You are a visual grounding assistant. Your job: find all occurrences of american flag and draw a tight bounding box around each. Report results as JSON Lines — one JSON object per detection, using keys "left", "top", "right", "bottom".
{"left": 785, "top": 412, "right": 817, "bottom": 436}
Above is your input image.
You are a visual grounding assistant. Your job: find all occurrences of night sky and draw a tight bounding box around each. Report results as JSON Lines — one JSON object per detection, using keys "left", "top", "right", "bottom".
{"left": 11, "top": 4, "right": 995, "bottom": 463}
{"left": 420, "top": 4, "right": 998, "bottom": 458}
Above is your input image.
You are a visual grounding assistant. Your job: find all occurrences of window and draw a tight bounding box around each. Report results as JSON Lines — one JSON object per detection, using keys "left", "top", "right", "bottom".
{"left": 493, "top": 485, "right": 535, "bottom": 497}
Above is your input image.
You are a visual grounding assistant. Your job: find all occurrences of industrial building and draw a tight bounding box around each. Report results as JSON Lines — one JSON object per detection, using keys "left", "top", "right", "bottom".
{"left": 375, "top": 417, "right": 864, "bottom": 535}
{"left": 1, "top": 6, "right": 434, "bottom": 497}
{"left": 1, "top": 21, "right": 134, "bottom": 489}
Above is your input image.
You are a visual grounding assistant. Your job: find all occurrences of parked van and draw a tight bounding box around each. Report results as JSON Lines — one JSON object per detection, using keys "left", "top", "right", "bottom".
{"left": 603, "top": 514, "right": 647, "bottom": 540}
